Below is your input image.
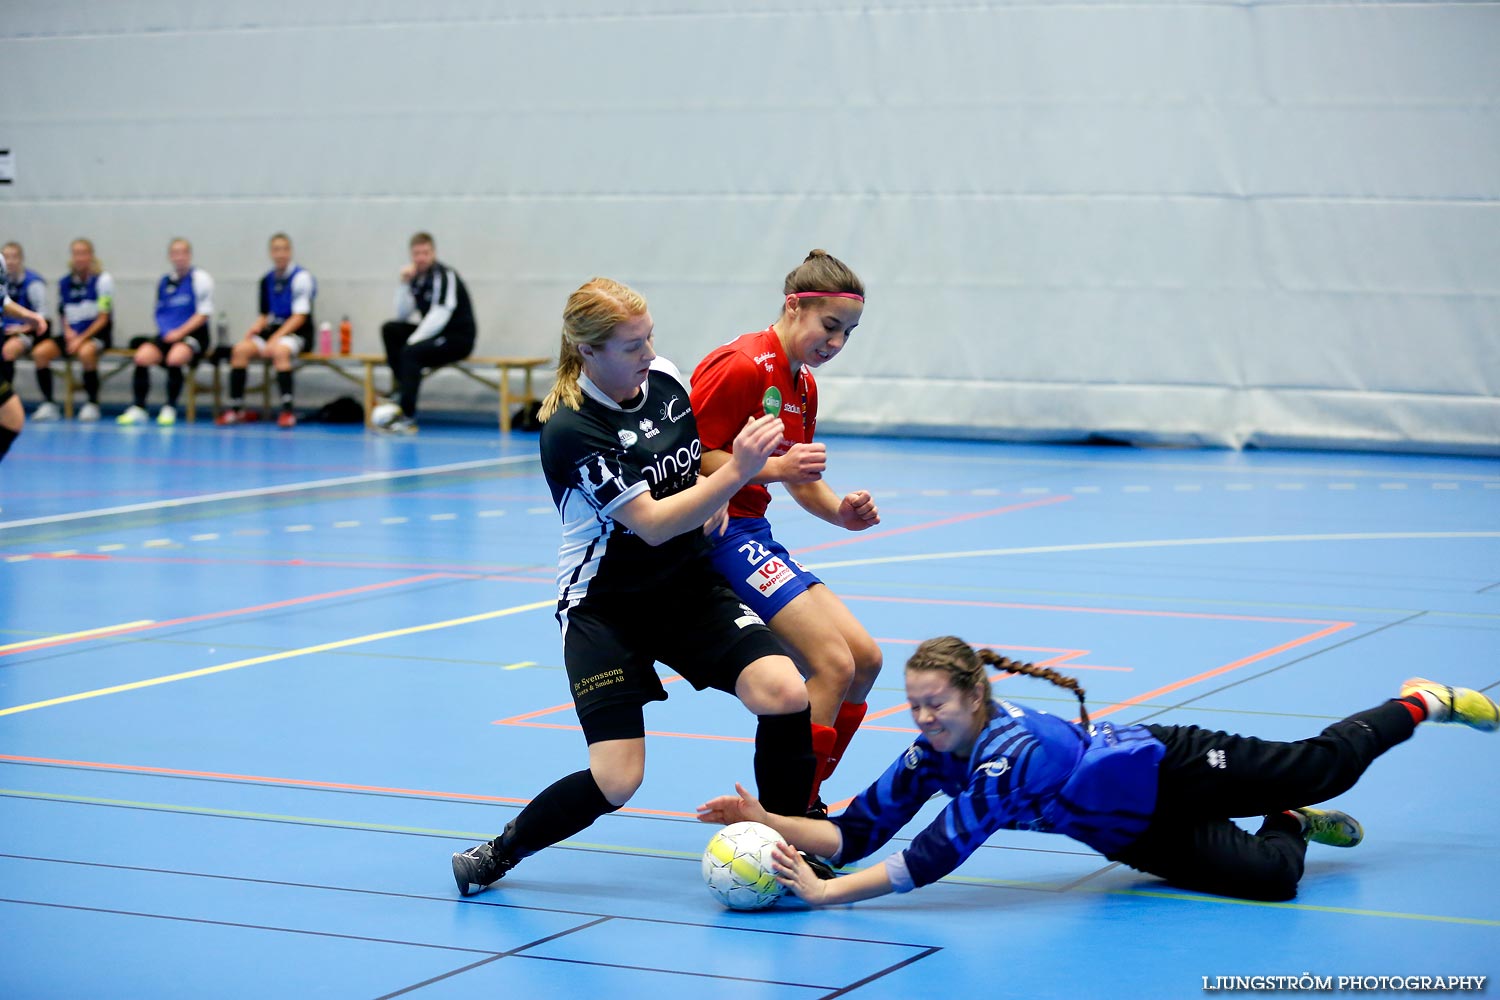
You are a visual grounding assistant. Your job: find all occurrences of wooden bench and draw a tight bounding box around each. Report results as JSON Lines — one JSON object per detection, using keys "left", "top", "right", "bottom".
{"left": 58, "top": 348, "right": 551, "bottom": 431}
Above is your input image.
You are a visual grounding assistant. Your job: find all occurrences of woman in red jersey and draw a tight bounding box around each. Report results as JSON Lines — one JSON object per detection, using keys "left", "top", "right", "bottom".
{"left": 691, "top": 250, "right": 881, "bottom": 816}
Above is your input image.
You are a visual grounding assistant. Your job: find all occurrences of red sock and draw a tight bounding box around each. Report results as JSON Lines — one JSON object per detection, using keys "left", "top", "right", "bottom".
{"left": 1398, "top": 695, "right": 1428, "bottom": 724}
{"left": 808, "top": 724, "right": 838, "bottom": 806}
{"left": 825, "top": 701, "right": 868, "bottom": 780}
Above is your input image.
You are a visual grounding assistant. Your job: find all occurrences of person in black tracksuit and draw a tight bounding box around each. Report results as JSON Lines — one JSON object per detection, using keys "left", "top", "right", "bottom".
{"left": 450, "top": 276, "right": 817, "bottom": 896}
{"left": 377, "top": 231, "right": 475, "bottom": 433}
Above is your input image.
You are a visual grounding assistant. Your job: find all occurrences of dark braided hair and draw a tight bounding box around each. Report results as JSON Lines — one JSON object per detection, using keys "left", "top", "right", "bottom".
{"left": 907, "top": 637, "right": 1091, "bottom": 730}
{"left": 975, "top": 648, "right": 1090, "bottom": 731}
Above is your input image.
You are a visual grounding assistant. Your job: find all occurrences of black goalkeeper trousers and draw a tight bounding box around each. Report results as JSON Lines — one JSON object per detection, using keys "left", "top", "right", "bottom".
{"left": 1110, "top": 700, "right": 1416, "bottom": 900}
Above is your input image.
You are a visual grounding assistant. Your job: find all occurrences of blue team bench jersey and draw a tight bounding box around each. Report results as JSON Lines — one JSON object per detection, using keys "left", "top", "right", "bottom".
{"left": 830, "top": 697, "right": 1166, "bottom": 890}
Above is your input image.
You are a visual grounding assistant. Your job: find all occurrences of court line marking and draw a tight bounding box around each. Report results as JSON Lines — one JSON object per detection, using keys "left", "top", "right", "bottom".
{"left": 0, "top": 853, "right": 937, "bottom": 949}
{"left": 0, "top": 620, "right": 155, "bottom": 654}
{"left": 0, "top": 896, "right": 502, "bottom": 955}
{"left": 0, "top": 454, "right": 538, "bottom": 531}
{"left": 835, "top": 449, "right": 1500, "bottom": 483}
{"left": 5, "top": 792, "right": 1493, "bottom": 928}
{"left": 377, "top": 920, "right": 613, "bottom": 1000}
{"left": 0, "top": 574, "right": 459, "bottom": 660}
{"left": 0, "top": 753, "right": 695, "bottom": 819}
{"left": 789, "top": 495, "right": 1073, "bottom": 555}
{"left": 845, "top": 592, "right": 1347, "bottom": 626}
{"left": 1087, "top": 622, "right": 1352, "bottom": 722}
{"left": 805, "top": 531, "right": 1500, "bottom": 572}
{"left": 0, "top": 598, "right": 556, "bottom": 718}
{"left": 2, "top": 550, "right": 553, "bottom": 580}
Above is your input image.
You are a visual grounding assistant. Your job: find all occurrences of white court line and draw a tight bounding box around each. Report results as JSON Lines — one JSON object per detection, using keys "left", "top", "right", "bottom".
{"left": 838, "top": 449, "right": 1500, "bottom": 482}
{"left": 478, "top": 510, "right": 507, "bottom": 517}
{"left": 805, "top": 531, "right": 1500, "bottom": 572}
{"left": 0, "top": 620, "right": 156, "bottom": 653}
{"left": 0, "top": 454, "right": 537, "bottom": 532}
{"left": 190, "top": 533, "right": 219, "bottom": 542}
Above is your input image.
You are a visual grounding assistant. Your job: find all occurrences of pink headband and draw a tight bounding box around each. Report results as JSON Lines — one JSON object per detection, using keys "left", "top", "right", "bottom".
{"left": 790, "top": 291, "right": 865, "bottom": 302}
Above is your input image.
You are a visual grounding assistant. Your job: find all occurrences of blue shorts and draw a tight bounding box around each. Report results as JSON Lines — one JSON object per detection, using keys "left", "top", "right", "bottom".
{"left": 706, "top": 517, "right": 823, "bottom": 622}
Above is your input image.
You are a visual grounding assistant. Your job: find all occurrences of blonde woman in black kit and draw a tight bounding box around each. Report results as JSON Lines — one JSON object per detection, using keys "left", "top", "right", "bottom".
{"left": 452, "top": 277, "right": 818, "bottom": 895}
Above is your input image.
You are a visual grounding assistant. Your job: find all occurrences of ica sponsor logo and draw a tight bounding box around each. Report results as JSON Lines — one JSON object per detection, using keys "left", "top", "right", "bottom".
{"left": 746, "top": 556, "right": 795, "bottom": 597}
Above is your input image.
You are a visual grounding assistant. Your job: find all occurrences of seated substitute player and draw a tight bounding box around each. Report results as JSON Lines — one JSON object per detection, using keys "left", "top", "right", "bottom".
{"left": 55, "top": 238, "right": 115, "bottom": 422}
{"left": 691, "top": 249, "right": 882, "bottom": 816}
{"left": 219, "top": 232, "right": 317, "bottom": 428}
{"left": 1, "top": 242, "right": 57, "bottom": 421}
{"left": 118, "top": 238, "right": 213, "bottom": 426}
{"left": 373, "top": 231, "right": 475, "bottom": 435}
{"left": 451, "top": 277, "right": 818, "bottom": 896}
{"left": 699, "top": 636, "right": 1499, "bottom": 905}
{"left": 1, "top": 255, "right": 50, "bottom": 463}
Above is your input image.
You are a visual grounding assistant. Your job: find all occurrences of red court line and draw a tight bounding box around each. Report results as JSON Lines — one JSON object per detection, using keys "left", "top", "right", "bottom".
{"left": 0, "top": 573, "right": 460, "bottom": 658}
{"left": 790, "top": 494, "right": 1073, "bottom": 555}
{"left": 1086, "top": 621, "right": 1354, "bottom": 722}
{"left": 0, "top": 753, "right": 697, "bottom": 819}
{"left": 847, "top": 593, "right": 1347, "bottom": 626}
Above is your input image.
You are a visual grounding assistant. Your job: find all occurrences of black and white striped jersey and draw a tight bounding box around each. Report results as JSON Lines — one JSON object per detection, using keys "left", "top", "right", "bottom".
{"left": 540, "top": 357, "right": 707, "bottom": 605}
{"left": 396, "top": 261, "right": 475, "bottom": 344}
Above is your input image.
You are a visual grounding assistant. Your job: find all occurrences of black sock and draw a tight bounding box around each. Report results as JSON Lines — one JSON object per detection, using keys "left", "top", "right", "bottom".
{"left": 0, "top": 425, "right": 16, "bottom": 462}
{"left": 35, "top": 367, "right": 53, "bottom": 403}
{"left": 753, "top": 706, "right": 816, "bottom": 816}
{"left": 504, "top": 769, "right": 618, "bottom": 857}
{"left": 133, "top": 366, "right": 150, "bottom": 407}
{"left": 229, "top": 367, "right": 247, "bottom": 405}
{"left": 166, "top": 366, "right": 184, "bottom": 406}
{"left": 83, "top": 370, "right": 100, "bottom": 403}
{"left": 277, "top": 370, "right": 293, "bottom": 409}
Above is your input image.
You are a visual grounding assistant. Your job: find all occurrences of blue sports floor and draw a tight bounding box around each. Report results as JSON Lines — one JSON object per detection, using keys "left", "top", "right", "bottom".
{"left": 1, "top": 421, "right": 1497, "bottom": 999}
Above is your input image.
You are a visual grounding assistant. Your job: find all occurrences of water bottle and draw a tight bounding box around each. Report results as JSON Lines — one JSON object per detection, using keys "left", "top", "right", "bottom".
{"left": 339, "top": 315, "right": 352, "bottom": 355}
{"left": 318, "top": 321, "right": 333, "bottom": 356}
{"left": 215, "top": 310, "right": 229, "bottom": 348}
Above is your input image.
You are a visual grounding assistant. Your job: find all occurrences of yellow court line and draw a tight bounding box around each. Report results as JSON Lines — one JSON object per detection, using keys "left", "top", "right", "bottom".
{"left": 0, "top": 600, "right": 554, "bottom": 718}
{"left": 0, "top": 621, "right": 156, "bottom": 653}
{"left": 5, "top": 787, "right": 1495, "bottom": 928}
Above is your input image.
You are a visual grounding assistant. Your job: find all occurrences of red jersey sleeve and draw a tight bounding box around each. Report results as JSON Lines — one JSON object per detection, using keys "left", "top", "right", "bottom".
{"left": 691, "top": 347, "right": 765, "bottom": 452}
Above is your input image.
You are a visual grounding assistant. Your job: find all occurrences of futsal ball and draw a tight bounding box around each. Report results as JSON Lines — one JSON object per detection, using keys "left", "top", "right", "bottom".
{"left": 702, "top": 821, "right": 787, "bottom": 911}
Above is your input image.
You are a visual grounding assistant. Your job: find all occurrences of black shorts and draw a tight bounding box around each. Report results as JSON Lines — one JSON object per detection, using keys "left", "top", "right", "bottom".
{"left": 155, "top": 328, "right": 209, "bottom": 359}
{"left": 558, "top": 567, "right": 787, "bottom": 744}
{"left": 67, "top": 320, "right": 113, "bottom": 350}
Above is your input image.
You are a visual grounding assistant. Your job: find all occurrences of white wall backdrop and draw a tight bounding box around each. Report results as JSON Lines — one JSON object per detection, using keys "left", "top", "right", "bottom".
{"left": 3, "top": 1, "right": 1497, "bottom": 451}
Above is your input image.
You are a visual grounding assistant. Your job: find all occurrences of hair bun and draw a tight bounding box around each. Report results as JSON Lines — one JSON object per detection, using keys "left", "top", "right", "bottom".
{"left": 805, "top": 249, "right": 829, "bottom": 261}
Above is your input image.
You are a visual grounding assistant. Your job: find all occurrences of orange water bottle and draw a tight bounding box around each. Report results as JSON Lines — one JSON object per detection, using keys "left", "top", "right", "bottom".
{"left": 339, "top": 315, "right": 352, "bottom": 355}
